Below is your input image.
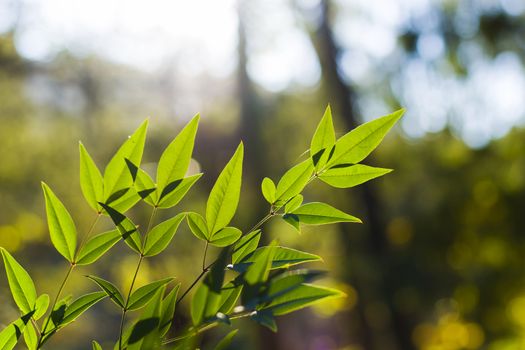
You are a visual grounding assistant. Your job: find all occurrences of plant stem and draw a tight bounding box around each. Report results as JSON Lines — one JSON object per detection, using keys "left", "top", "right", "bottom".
{"left": 117, "top": 207, "right": 157, "bottom": 350}
{"left": 202, "top": 241, "right": 209, "bottom": 271}
{"left": 74, "top": 213, "right": 101, "bottom": 260}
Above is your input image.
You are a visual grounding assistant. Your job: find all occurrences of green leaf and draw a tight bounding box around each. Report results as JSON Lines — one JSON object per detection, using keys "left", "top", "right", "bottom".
{"left": 143, "top": 214, "right": 185, "bottom": 257}
{"left": 251, "top": 309, "right": 277, "bottom": 332}
{"left": 275, "top": 160, "right": 314, "bottom": 202}
{"left": 214, "top": 329, "right": 238, "bottom": 350}
{"left": 99, "top": 203, "right": 142, "bottom": 254}
{"left": 127, "top": 278, "right": 174, "bottom": 311}
{"left": 42, "top": 295, "right": 71, "bottom": 334}
{"left": 326, "top": 109, "right": 404, "bottom": 168}
{"left": 187, "top": 212, "right": 209, "bottom": 241}
{"left": 283, "top": 202, "right": 361, "bottom": 225}
{"left": 87, "top": 275, "right": 125, "bottom": 308}
{"left": 232, "top": 246, "right": 321, "bottom": 272}
{"left": 108, "top": 187, "right": 141, "bottom": 214}
{"left": 232, "top": 230, "right": 261, "bottom": 264}
{"left": 0, "top": 312, "right": 34, "bottom": 350}
{"left": 159, "top": 284, "right": 180, "bottom": 337}
{"left": 191, "top": 249, "right": 229, "bottom": 325}
{"left": 127, "top": 288, "right": 163, "bottom": 350}
{"left": 209, "top": 227, "right": 242, "bottom": 247}
{"left": 206, "top": 143, "right": 244, "bottom": 235}
{"left": 103, "top": 120, "right": 148, "bottom": 202}
{"left": 61, "top": 291, "right": 107, "bottom": 327}
{"left": 0, "top": 248, "right": 37, "bottom": 314}
{"left": 260, "top": 283, "right": 344, "bottom": 316}
{"left": 41, "top": 182, "right": 77, "bottom": 262}
{"left": 319, "top": 164, "right": 392, "bottom": 188}
{"left": 262, "top": 270, "right": 325, "bottom": 304}
{"left": 34, "top": 294, "right": 50, "bottom": 320}
{"left": 79, "top": 142, "right": 104, "bottom": 212}
{"left": 23, "top": 322, "right": 37, "bottom": 350}
{"left": 75, "top": 229, "right": 121, "bottom": 265}
{"left": 157, "top": 114, "right": 199, "bottom": 192}
{"left": 244, "top": 241, "right": 277, "bottom": 285}
{"left": 261, "top": 177, "right": 276, "bottom": 204}
{"left": 157, "top": 173, "right": 203, "bottom": 209}
{"left": 218, "top": 282, "right": 243, "bottom": 314}
{"left": 311, "top": 105, "right": 336, "bottom": 170}
{"left": 134, "top": 167, "right": 157, "bottom": 206}
{"left": 92, "top": 341, "right": 103, "bottom": 350}
{"left": 284, "top": 194, "right": 303, "bottom": 213}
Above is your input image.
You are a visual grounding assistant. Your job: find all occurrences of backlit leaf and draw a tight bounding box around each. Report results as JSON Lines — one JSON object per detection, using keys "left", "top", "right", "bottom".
{"left": 310, "top": 105, "right": 335, "bottom": 170}
{"left": 159, "top": 284, "right": 180, "bottom": 337}
{"left": 0, "top": 248, "right": 37, "bottom": 314}
{"left": 261, "top": 177, "right": 276, "bottom": 204}
{"left": 157, "top": 174, "right": 203, "bottom": 209}
{"left": 61, "top": 292, "right": 107, "bottom": 327}
{"left": 244, "top": 241, "right": 277, "bottom": 285}
{"left": 232, "top": 230, "right": 261, "bottom": 264}
{"left": 187, "top": 212, "right": 209, "bottom": 241}
{"left": 319, "top": 164, "right": 392, "bottom": 188}
{"left": 283, "top": 202, "right": 361, "bottom": 225}
{"left": 79, "top": 142, "right": 104, "bottom": 212}
{"left": 127, "top": 278, "right": 174, "bottom": 311}
{"left": 143, "top": 214, "right": 185, "bottom": 257}
{"left": 209, "top": 227, "right": 242, "bottom": 247}
{"left": 75, "top": 229, "right": 121, "bottom": 265}
{"left": 275, "top": 160, "right": 314, "bottom": 202}
{"left": 87, "top": 275, "right": 125, "bottom": 308}
{"left": 34, "top": 294, "right": 50, "bottom": 320}
{"left": 99, "top": 203, "right": 142, "bottom": 254}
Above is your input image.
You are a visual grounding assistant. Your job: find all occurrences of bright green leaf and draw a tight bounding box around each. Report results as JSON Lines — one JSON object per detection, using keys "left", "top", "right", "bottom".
{"left": 319, "top": 164, "right": 392, "bottom": 188}
{"left": 159, "top": 284, "right": 180, "bottom": 337}
{"left": 61, "top": 292, "right": 107, "bottom": 327}
{"left": 23, "top": 321, "right": 37, "bottom": 350}
{"left": 284, "top": 194, "right": 303, "bottom": 213}
{"left": 209, "top": 227, "right": 242, "bottom": 247}
{"left": 275, "top": 160, "right": 314, "bottom": 202}
{"left": 261, "top": 177, "right": 276, "bottom": 204}
{"left": 283, "top": 202, "right": 361, "bottom": 225}
{"left": 127, "top": 278, "right": 174, "bottom": 311}
{"left": 42, "top": 182, "right": 77, "bottom": 262}
{"left": 127, "top": 288, "right": 163, "bottom": 350}
{"left": 87, "top": 275, "right": 125, "bottom": 308}
{"left": 103, "top": 120, "right": 148, "bottom": 202}
{"left": 75, "top": 229, "right": 121, "bottom": 265}
{"left": 232, "top": 230, "right": 261, "bottom": 264}
{"left": 34, "top": 294, "right": 50, "bottom": 320}
{"left": 143, "top": 214, "right": 185, "bottom": 257}
{"left": 157, "top": 173, "right": 203, "bottom": 209}
{"left": 92, "top": 341, "right": 103, "bottom": 350}
{"left": 0, "top": 248, "right": 37, "bottom": 314}
{"left": 134, "top": 167, "right": 157, "bottom": 206}
{"left": 244, "top": 241, "right": 277, "bottom": 285}
{"left": 326, "top": 109, "right": 404, "bottom": 168}
{"left": 99, "top": 203, "right": 142, "bottom": 254}
{"left": 310, "top": 105, "right": 336, "bottom": 170}
{"left": 79, "top": 142, "right": 104, "bottom": 212}
{"left": 157, "top": 114, "right": 199, "bottom": 192}
{"left": 233, "top": 246, "right": 321, "bottom": 272}
{"left": 218, "top": 282, "right": 243, "bottom": 314}
{"left": 0, "top": 312, "right": 34, "bottom": 350}
{"left": 206, "top": 143, "right": 243, "bottom": 234}
{"left": 187, "top": 212, "right": 209, "bottom": 241}
{"left": 214, "top": 329, "right": 238, "bottom": 350}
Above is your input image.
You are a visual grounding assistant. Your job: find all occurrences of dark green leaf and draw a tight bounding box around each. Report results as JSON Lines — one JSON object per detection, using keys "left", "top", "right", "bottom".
{"left": 209, "top": 227, "right": 242, "bottom": 247}
{"left": 251, "top": 309, "right": 277, "bottom": 332}
{"left": 310, "top": 105, "right": 336, "bottom": 170}
{"left": 99, "top": 203, "right": 142, "bottom": 254}
{"left": 75, "top": 229, "right": 121, "bottom": 265}
{"left": 157, "top": 114, "right": 199, "bottom": 193}
{"left": 319, "top": 164, "right": 392, "bottom": 188}
{"left": 275, "top": 160, "right": 314, "bottom": 202}
{"left": 103, "top": 120, "right": 148, "bottom": 202}
{"left": 326, "top": 109, "right": 404, "bottom": 168}
{"left": 283, "top": 202, "right": 361, "bottom": 225}
{"left": 244, "top": 241, "right": 277, "bottom": 285}
{"left": 79, "top": 142, "right": 104, "bottom": 212}
{"left": 87, "top": 275, "right": 125, "bottom": 308}
{"left": 186, "top": 212, "right": 209, "bottom": 241}
{"left": 143, "top": 214, "right": 185, "bottom": 257}
{"left": 157, "top": 173, "right": 203, "bottom": 209}
{"left": 61, "top": 292, "right": 107, "bottom": 327}
{"left": 232, "top": 230, "right": 261, "bottom": 264}
{"left": 214, "top": 329, "right": 238, "bottom": 350}
{"left": 41, "top": 182, "right": 77, "bottom": 262}
{"left": 159, "top": 284, "right": 180, "bottom": 337}
{"left": 0, "top": 248, "right": 37, "bottom": 314}
{"left": 127, "top": 278, "right": 174, "bottom": 311}
{"left": 218, "top": 282, "right": 243, "bottom": 314}
{"left": 261, "top": 177, "right": 276, "bottom": 204}
{"left": 206, "top": 143, "right": 243, "bottom": 234}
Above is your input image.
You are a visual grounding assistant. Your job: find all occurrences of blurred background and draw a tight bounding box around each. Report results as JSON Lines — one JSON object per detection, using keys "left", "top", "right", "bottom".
{"left": 1, "top": 0, "right": 525, "bottom": 349}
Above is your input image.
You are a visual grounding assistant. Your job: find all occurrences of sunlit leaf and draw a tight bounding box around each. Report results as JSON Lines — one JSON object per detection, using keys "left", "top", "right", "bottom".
{"left": 261, "top": 177, "right": 276, "bottom": 204}
{"left": 75, "top": 229, "right": 121, "bottom": 265}
{"left": 127, "top": 288, "right": 163, "bottom": 350}
{"left": 319, "top": 164, "right": 392, "bottom": 188}
{"left": 310, "top": 105, "right": 336, "bottom": 170}
{"left": 134, "top": 167, "right": 157, "bottom": 206}
{"left": 23, "top": 321, "right": 37, "bottom": 350}
{"left": 0, "top": 311, "right": 34, "bottom": 350}
{"left": 326, "top": 109, "right": 404, "bottom": 168}
{"left": 218, "top": 282, "right": 243, "bottom": 314}
{"left": 244, "top": 241, "right": 277, "bottom": 285}
{"left": 157, "top": 114, "right": 199, "bottom": 193}
{"left": 79, "top": 142, "right": 104, "bottom": 212}
{"left": 143, "top": 214, "right": 185, "bottom": 257}
{"left": 206, "top": 143, "right": 243, "bottom": 234}
{"left": 87, "top": 275, "right": 125, "bottom": 308}
{"left": 284, "top": 194, "right": 303, "bottom": 213}
{"left": 283, "top": 202, "right": 361, "bottom": 225}
{"left": 209, "top": 227, "right": 242, "bottom": 247}
{"left": 0, "top": 248, "right": 37, "bottom": 314}
{"left": 159, "top": 284, "right": 180, "bottom": 337}
{"left": 99, "top": 203, "right": 142, "bottom": 254}
{"left": 103, "top": 120, "right": 148, "bottom": 203}
{"left": 60, "top": 292, "right": 107, "bottom": 327}
{"left": 127, "top": 278, "right": 174, "bottom": 311}
{"left": 232, "top": 230, "right": 261, "bottom": 264}
{"left": 157, "top": 173, "right": 203, "bottom": 209}
{"left": 34, "top": 294, "right": 50, "bottom": 320}
{"left": 187, "top": 212, "right": 209, "bottom": 241}
{"left": 232, "top": 246, "right": 321, "bottom": 272}
{"left": 92, "top": 341, "right": 103, "bottom": 350}
{"left": 275, "top": 160, "right": 314, "bottom": 202}
{"left": 42, "top": 182, "right": 77, "bottom": 262}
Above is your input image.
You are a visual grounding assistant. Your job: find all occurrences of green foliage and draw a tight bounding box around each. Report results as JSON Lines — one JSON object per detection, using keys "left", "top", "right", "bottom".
{"left": 0, "top": 106, "right": 400, "bottom": 349}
